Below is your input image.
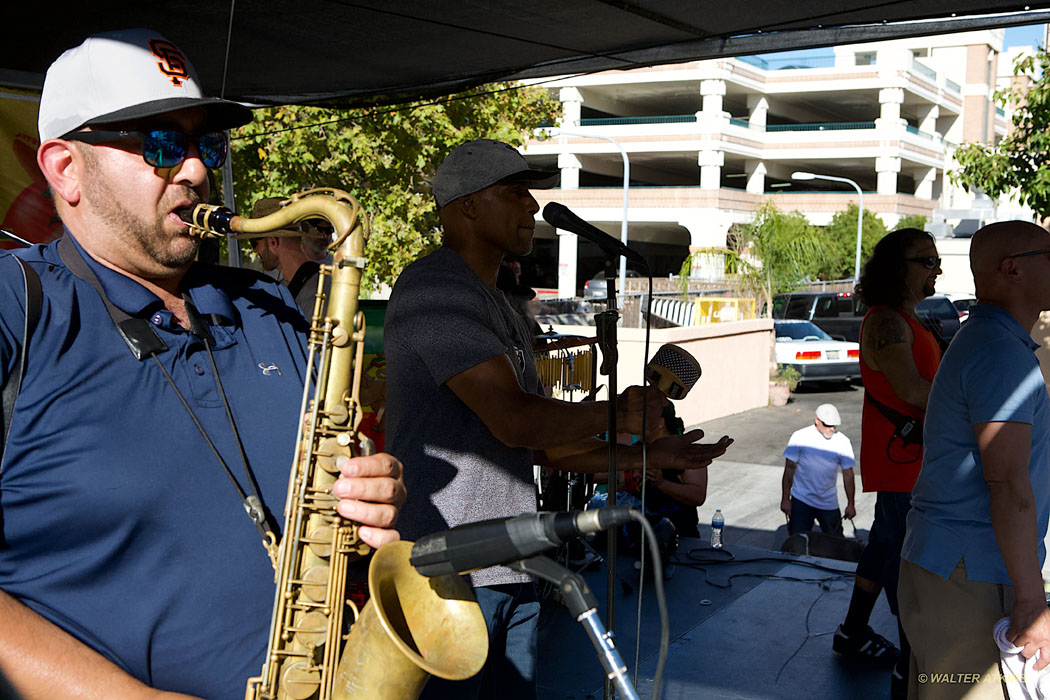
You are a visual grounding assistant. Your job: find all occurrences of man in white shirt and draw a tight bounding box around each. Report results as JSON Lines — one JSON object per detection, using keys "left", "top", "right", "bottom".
{"left": 781, "top": 403, "right": 857, "bottom": 536}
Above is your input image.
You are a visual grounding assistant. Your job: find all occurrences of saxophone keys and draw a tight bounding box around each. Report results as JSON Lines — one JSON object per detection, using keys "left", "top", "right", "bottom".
{"left": 330, "top": 325, "right": 350, "bottom": 347}
{"left": 300, "top": 565, "right": 329, "bottom": 602}
{"left": 306, "top": 524, "right": 334, "bottom": 558}
{"left": 316, "top": 437, "right": 351, "bottom": 473}
{"left": 291, "top": 610, "right": 329, "bottom": 649}
{"left": 279, "top": 658, "right": 321, "bottom": 700}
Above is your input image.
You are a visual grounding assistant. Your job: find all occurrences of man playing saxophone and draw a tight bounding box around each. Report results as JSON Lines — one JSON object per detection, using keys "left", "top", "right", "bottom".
{"left": 0, "top": 29, "right": 405, "bottom": 700}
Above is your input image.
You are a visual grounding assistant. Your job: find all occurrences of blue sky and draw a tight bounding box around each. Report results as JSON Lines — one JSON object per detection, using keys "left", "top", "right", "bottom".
{"left": 1005, "top": 23, "right": 1045, "bottom": 48}
{"left": 758, "top": 22, "right": 1045, "bottom": 60}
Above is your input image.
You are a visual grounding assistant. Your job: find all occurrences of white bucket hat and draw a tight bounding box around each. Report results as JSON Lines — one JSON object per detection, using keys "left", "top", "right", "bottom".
{"left": 38, "top": 28, "right": 252, "bottom": 141}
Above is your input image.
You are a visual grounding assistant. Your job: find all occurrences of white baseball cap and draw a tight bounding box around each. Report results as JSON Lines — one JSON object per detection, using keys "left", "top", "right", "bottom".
{"left": 432, "top": 139, "right": 558, "bottom": 208}
{"left": 38, "top": 29, "right": 252, "bottom": 142}
{"left": 815, "top": 403, "right": 842, "bottom": 426}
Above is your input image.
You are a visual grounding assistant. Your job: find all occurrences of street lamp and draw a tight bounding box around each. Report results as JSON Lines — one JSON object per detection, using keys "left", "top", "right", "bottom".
{"left": 542, "top": 128, "right": 630, "bottom": 303}
{"left": 791, "top": 171, "right": 864, "bottom": 282}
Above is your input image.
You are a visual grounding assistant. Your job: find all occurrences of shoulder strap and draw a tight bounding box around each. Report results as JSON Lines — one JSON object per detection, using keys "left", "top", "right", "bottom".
{"left": 286, "top": 261, "right": 320, "bottom": 299}
{"left": 2, "top": 257, "right": 42, "bottom": 470}
{"left": 57, "top": 236, "right": 168, "bottom": 361}
{"left": 864, "top": 390, "right": 923, "bottom": 446}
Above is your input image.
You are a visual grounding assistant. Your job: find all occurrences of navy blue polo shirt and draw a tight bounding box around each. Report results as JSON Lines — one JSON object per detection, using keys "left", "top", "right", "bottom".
{"left": 0, "top": 235, "right": 310, "bottom": 698}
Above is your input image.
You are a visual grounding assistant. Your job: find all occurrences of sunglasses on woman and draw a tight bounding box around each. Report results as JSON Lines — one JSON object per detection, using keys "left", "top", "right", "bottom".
{"left": 62, "top": 129, "right": 228, "bottom": 169}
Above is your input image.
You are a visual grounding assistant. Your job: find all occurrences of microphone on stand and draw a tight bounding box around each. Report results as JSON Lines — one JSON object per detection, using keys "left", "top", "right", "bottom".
{"left": 410, "top": 507, "right": 635, "bottom": 577}
{"left": 542, "top": 202, "right": 648, "bottom": 270}
{"left": 645, "top": 344, "right": 701, "bottom": 400}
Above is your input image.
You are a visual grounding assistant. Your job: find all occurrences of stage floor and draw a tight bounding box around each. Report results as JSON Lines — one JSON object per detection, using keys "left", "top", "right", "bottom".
{"left": 537, "top": 540, "right": 898, "bottom": 700}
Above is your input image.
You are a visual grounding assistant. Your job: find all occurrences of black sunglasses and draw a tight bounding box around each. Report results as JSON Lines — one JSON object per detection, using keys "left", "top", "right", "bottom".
{"left": 905, "top": 256, "right": 941, "bottom": 270}
{"left": 299, "top": 219, "right": 334, "bottom": 235}
{"left": 63, "top": 129, "right": 227, "bottom": 169}
{"left": 1006, "top": 248, "right": 1050, "bottom": 260}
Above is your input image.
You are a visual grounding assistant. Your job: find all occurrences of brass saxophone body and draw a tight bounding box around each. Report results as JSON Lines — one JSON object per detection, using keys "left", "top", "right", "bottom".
{"left": 188, "top": 189, "right": 487, "bottom": 700}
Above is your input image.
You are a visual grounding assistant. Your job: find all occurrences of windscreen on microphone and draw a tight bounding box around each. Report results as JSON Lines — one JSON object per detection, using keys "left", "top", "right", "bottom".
{"left": 645, "top": 344, "right": 701, "bottom": 400}
{"left": 409, "top": 507, "right": 635, "bottom": 577}
{"left": 541, "top": 202, "right": 648, "bottom": 269}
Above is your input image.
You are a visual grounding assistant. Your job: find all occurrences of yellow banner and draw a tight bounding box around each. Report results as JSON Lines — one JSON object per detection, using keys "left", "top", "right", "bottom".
{"left": 1, "top": 90, "right": 60, "bottom": 250}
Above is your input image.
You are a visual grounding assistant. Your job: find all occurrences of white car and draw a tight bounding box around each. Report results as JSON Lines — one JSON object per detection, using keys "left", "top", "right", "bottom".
{"left": 774, "top": 320, "right": 860, "bottom": 384}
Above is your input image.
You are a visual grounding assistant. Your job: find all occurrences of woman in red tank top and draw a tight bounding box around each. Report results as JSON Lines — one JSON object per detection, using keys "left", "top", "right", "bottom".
{"left": 859, "top": 307, "right": 942, "bottom": 492}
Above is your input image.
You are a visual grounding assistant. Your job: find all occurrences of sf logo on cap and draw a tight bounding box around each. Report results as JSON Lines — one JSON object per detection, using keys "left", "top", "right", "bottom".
{"left": 149, "top": 39, "right": 190, "bottom": 86}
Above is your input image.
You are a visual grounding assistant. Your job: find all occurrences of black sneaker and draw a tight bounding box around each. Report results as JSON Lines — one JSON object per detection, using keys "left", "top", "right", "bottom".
{"left": 832, "top": 625, "right": 901, "bottom": 667}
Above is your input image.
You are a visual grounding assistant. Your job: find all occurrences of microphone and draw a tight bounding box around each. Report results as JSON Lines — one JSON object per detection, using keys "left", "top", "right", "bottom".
{"left": 410, "top": 507, "right": 635, "bottom": 577}
{"left": 645, "top": 344, "right": 701, "bottom": 400}
{"left": 542, "top": 202, "right": 648, "bottom": 269}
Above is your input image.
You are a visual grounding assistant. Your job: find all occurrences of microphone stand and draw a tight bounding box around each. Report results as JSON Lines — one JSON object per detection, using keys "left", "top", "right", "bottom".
{"left": 509, "top": 556, "right": 640, "bottom": 700}
{"left": 595, "top": 254, "right": 621, "bottom": 700}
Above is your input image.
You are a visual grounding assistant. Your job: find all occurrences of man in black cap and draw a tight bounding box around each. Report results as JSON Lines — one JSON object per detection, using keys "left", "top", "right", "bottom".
{"left": 384, "top": 138, "right": 733, "bottom": 699}
{"left": 0, "top": 29, "right": 404, "bottom": 700}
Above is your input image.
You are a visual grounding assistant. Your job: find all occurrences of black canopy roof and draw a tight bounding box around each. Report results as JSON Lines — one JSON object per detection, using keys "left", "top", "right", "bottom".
{"left": 3, "top": 2, "right": 1048, "bottom": 107}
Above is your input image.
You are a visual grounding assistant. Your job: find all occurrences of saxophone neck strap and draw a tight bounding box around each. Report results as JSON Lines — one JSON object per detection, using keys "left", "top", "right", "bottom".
{"left": 57, "top": 236, "right": 168, "bottom": 360}
{"left": 1, "top": 257, "right": 42, "bottom": 475}
{"left": 57, "top": 235, "right": 278, "bottom": 561}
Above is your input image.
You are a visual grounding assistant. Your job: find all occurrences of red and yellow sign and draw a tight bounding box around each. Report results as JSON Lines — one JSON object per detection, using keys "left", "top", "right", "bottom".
{"left": 1, "top": 90, "right": 61, "bottom": 250}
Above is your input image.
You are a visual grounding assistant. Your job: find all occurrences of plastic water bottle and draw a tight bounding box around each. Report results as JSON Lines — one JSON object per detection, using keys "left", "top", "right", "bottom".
{"left": 711, "top": 509, "right": 724, "bottom": 549}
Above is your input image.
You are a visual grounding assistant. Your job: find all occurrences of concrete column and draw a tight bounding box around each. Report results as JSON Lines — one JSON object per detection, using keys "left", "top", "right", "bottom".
{"left": 679, "top": 214, "right": 732, "bottom": 246}
{"left": 915, "top": 167, "right": 937, "bottom": 199}
{"left": 698, "top": 150, "right": 724, "bottom": 190}
{"left": 554, "top": 150, "right": 581, "bottom": 297}
{"left": 879, "top": 88, "right": 904, "bottom": 122}
{"left": 559, "top": 87, "right": 583, "bottom": 128}
{"left": 745, "top": 160, "right": 767, "bottom": 194}
{"left": 701, "top": 79, "right": 727, "bottom": 115}
{"left": 556, "top": 231, "right": 579, "bottom": 298}
{"left": 876, "top": 156, "right": 901, "bottom": 195}
{"left": 558, "top": 153, "right": 581, "bottom": 190}
{"left": 679, "top": 215, "right": 732, "bottom": 280}
{"left": 919, "top": 105, "right": 940, "bottom": 135}
{"left": 746, "top": 95, "right": 769, "bottom": 129}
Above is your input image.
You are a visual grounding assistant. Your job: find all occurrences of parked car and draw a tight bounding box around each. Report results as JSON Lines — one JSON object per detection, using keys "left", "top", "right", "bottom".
{"left": 584, "top": 269, "right": 642, "bottom": 298}
{"left": 772, "top": 291, "right": 961, "bottom": 346}
{"left": 771, "top": 291, "right": 865, "bottom": 341}
{"left": 773, "top": 320, "right": 860, "bottom": 385}
{"left": 945, "top": 294, "right": 978, "bottom": 322}
{"left": 915, "top": 295, "right": 962, "bottom": 345}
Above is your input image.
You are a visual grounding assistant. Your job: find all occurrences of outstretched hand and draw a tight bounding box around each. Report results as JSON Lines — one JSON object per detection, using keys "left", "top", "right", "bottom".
{"left": 646, "top": 429, "right": 733, "bottom": 471}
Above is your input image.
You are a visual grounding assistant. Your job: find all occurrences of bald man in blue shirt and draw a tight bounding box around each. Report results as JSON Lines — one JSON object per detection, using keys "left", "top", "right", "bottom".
{"left": 899, "top": 221, "right": 1050, "bottom": 699}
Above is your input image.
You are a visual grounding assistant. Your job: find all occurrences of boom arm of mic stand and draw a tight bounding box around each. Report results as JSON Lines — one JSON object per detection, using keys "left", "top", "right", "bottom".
{"left": 508, "top": 556, "right": 640, "bottom": 700}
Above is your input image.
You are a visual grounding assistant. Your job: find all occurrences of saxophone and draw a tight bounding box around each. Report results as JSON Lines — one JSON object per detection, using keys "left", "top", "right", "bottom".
{"left": 187, "top": 189, "right": 488, "bottom": 700}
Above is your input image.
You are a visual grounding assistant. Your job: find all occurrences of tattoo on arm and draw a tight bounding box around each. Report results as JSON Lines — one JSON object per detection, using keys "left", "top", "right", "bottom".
{"left": 871, "top": 313, "right": 909, "bottom": 351}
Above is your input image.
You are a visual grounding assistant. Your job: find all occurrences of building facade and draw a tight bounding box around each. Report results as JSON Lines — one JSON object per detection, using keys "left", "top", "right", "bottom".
{"left": 521, "top": 29, "right": 1030, "bottom": 298}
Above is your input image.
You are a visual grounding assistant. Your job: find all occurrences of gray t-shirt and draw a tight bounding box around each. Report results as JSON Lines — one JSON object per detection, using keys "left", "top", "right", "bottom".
{"left": 385, "top": 247, "right": 541, "bottom": 586}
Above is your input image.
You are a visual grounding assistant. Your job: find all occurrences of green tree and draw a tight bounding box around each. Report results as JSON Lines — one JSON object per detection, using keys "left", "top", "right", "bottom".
{"left": 229, "top": 85, "right": 560, "bottom": 290}
{"left": 951, "top": 47, "right": 1050, "bottom": 219}
{"left": 724, "top": 201, "right": 827, "bottom": 315}
{"left": 814, "top": 204, "right": 888, "bottom": 280}
{"left": 894, "top": 214, "right": 928, "bottom": 231}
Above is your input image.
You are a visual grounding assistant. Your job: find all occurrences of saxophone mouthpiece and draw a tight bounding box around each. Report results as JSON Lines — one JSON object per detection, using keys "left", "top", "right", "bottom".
{"left": 186, "top": 203, "right": 237, "bottom": 237}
